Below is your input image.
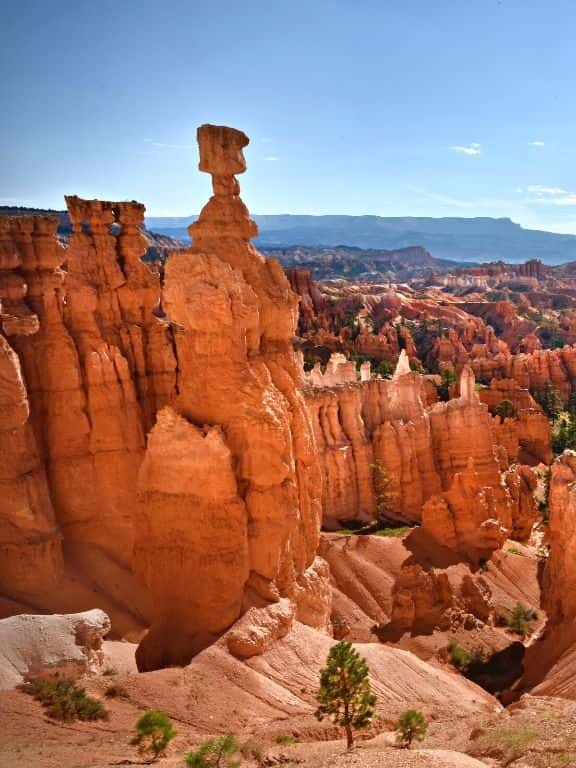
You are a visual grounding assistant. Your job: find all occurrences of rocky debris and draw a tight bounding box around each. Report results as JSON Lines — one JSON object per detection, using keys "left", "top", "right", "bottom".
{"left": 422, "top": 459, "right": 509, "bottom": 563}
{"left": 389, "top": 564, "right": 453, "bottom": 633}
{"left": 0, "top": 609, "right": 110, "bottom": 690}
{"left": 226, "top": 599, "right": 295, "bottom": 659}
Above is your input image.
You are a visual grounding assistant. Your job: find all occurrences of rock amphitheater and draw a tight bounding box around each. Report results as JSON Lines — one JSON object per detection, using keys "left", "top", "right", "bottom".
{"left": 2, "top": 124, "right": 576, "bottom": 767}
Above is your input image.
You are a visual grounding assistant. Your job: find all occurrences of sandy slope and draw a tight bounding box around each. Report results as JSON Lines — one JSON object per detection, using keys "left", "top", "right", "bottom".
{"left": 0, "top": 621, "right": 497, "bottom": 767}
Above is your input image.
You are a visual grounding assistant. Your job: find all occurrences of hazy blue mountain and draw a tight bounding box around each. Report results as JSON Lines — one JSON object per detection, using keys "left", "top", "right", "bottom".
{"left": 144, "top": 215, "right": 576, "bottom": 265}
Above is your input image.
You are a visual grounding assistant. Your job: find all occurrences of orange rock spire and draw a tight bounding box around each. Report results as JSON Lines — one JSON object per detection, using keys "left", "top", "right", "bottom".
{"left": 134, "top": 125, "right": 329, "bottom": 670}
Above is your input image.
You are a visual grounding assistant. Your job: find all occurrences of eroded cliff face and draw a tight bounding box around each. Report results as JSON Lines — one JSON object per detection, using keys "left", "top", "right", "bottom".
{"left": 305, "top": 356, "right": 536, "bottom": 558}
{"left": 519, "top": 451, "right": 576, "bottom": 692}
{"left": 0, "top": 205, "right": 177, "bottom": 633}
{"left": 0, "top": 218, "right": 63, "bottom": 596}
{"left": 134, "top": 125, "right": 329, "bottom": 669}
{"left": 542, "top": 451, "right": 576, "bottom": 629}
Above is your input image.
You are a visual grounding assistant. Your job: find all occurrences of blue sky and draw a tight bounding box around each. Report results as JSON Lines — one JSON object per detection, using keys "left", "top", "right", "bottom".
{"left": 3, "top": 0, "right": 576, "bottom": 232}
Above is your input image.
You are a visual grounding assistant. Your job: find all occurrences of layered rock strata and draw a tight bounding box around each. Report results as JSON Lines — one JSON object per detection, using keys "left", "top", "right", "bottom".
{"left": 0, "top": 204, "right": 177, "bottom": 631}
{"left": 305, "top": 357, "right": 534, "bottom": 555}
{"left": 0, "top": 218, "right": 63, "bottom": 597}
{"left": 134, "top": 125, "right": 330, "bottom": 669}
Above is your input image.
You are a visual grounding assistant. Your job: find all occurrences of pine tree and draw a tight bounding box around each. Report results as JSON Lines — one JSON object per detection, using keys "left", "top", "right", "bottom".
{"left": 185, "top": 734, "right": 241, "bottom": 768}
{"left": 395, "top": 709, "right": 428, "bottom": 748}
{"left": 131, "top": 710, "right": 176, "bottom": 761}
{"left": 534, "top": 382, "right": 563, "bottom": 420}
{"left": 315, "top": 641, "right": 377, "bottom": 749}
{"left": 495, "top": 399, "right": 515, "bottom": 420}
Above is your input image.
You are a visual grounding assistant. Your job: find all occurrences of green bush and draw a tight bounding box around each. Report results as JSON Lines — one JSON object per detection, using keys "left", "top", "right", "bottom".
{"left": 275, "top": 734, "right": 299, "bottom": 745}
{"left": 395, "top": 709, "right": 428, "bottom": 748}
{"left": 507, "top": 603, "right": 538, "bottom": 638}
{"left": 105, "top": 683, "right": 130, "bottom": 699}
{"left": 315, "top": 640, "right": 377, "bottom": 749}
{"left": 239, "top": 738, "right": 264, "bottom": 762}
{"left": 370, "top": 463, "right": 398, "bottom": 521}
{"left": 438, "top": 368, "right": 457, "bottom": 401}
{"left": 507, "top": 546, "right": 527, "bottom": 557}
{"left": 131, "top": 710, "right": 176, "bottom": 760}
{"left": 374, "top": 526, "right": 410, "bottom": 538}
{"left": 185, "top": 734, "right": 241, "bottom": 768}
{"left": 376, "top": 360, "right": 395, "bottom": 378}
{"left": 20, "top": 677, "right": 108, "bottom": 722}
{"left": 448, "top": 642, "right": 486, "bottom": 673}
{"left": 495, "top": 399, "right": 515, "bottom": 420}
{"left": 534, "top": 382, "right": 564, "bottom": 420}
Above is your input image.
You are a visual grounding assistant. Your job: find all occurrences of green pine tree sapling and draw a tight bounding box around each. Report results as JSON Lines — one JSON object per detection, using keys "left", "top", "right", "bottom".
{"left": 185, "top": 734, "right": 242, "bottom": 768}
{"left": 315, "top": 641, "right": 377, "bottom": 749}
{"left": 395, "top": 709, "right": 428, "bottom": 749}
{"left": 131, "top": 710, "right": 176, "bottom": 761}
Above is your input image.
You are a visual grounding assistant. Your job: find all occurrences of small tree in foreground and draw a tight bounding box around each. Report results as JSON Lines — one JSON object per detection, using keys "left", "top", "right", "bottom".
{"left": 395, "top": 709, "right": 428, "bottom": 749}
{"left": 131, "top": 710, "right": 176, "bottom": 761}
{"left": 315, "top": 641, "right": 377, "bottom": 749}
{"left": 185, "top": 734, "right": 241, "bottom": 768}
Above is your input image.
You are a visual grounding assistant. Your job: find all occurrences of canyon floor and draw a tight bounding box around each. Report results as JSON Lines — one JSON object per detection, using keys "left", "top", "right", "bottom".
{"left": 2, "top": 630, "right": 576, "bottom": 768}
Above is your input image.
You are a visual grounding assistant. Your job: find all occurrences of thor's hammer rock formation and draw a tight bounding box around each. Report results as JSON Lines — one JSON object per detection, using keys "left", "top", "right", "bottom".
{"left": 135, "top": 125, "right": 330, "bottom": 670}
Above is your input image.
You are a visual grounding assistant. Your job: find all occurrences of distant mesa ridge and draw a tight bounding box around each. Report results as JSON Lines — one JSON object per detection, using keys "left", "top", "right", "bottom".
{"left": 4, "top": 207, "right": 576, "bottom": 265}
{"left": 144, "top": 214, "right": 576, "bottom": 266}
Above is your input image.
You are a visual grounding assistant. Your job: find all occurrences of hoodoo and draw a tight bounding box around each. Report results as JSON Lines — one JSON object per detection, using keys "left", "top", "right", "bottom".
{"left": 134, "top": 125, "right": 330, "bottom": 669}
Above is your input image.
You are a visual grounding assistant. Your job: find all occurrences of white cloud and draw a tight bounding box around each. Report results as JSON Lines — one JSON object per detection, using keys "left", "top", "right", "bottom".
{"left": 529, "top": 140, "right": 545, "bottom": 147}
{"left": 143, "top": 139, "right": 195, "bottom": 149}
{"left": 451, "top": 143, "right": 481, "bottom": 156}
{"left": 522, "top": 185, "right": 576, "bottom": 206}
{"left": 549, "top": 195, "right": 576, "bottom": 206}
{"left": 264, "top": 156, "right": 278, "bottom": 161}
{"left": 525, "top": 185, "right": 568, "bottom": 196}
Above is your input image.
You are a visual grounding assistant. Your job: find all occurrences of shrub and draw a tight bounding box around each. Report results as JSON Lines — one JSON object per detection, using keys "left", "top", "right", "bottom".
{"left": 376, "top": 360, "right": 395, "bottom": 379}
{"left": 239, "top": 738, "right": 264, "bottom": 762}
{"left": 507, "top": 546, "right": 527, "bottom": 557}
{"left": 438, "top": 368, "right": 457, "bottom": 401}
{"left": 185, "top": 734, "right": 241, "bottom": 768}
{"left": 105, "top": 683, "right": 130, "bottom": 700}
{"left": 315, "top": 640, "right": 377, "bottom": 749}
{"left": 495, "top": 399, "right": 515, "bottom": 420}
{"left": 20, "top": 677, "right": 108, "bottom": 722}
{"left": 507, "top": 603, "right": 538, "bottom": 638}
{"left": 534, "top": 382, "right": 564, "bottom": 420}
{"left": 131, "top": 710, "right": 176, "bottom": 761}
{"left": 552, "top": 413, "right": 576, "bottom": 454}
{"left": 395, "top": 709, "right": 428, "bottom": 749}
{"left": 275, "top": 734, "right": 299, "bottom": 745}
{"left": 448, "top": 642, "right": 486, "bottom": 673}
{"left": 374, "top": 526, "right": 410, "bottom": 538}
